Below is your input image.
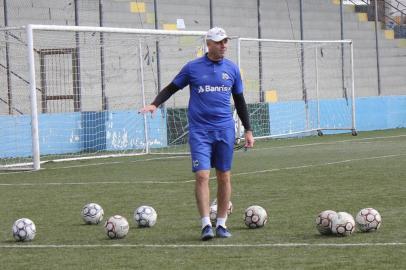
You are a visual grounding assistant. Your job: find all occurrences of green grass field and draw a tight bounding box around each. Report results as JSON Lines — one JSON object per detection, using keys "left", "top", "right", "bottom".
{"left": 1, "top": 129, "right": 406, "bottom": 269}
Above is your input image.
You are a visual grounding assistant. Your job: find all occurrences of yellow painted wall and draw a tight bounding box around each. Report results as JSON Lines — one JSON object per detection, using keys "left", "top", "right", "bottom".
{"left": 265, "top": 90, "right": 278, "bottom": 103}
{"left": 130, "top": 2, "right": 145, "bottom": 13}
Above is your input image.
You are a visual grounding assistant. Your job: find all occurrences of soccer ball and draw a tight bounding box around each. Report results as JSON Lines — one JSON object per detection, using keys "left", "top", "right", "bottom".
{"left": 211, "top": 199, "right": 234, "bottom": 213}
{"left": 104, "top": 215, "right": 129, "bottom": 239}
{"left": 355, "top": 208, "right": 382, "bottom": 232}
{"left": 209, "top": 199, "right": 233, "bottom": 225}
{"left": 134, "top": 205, "right": 157, "bottom": 227}
{"left": 330, "top": 212, "right": 355, "bottom": 236}
{"left": 244, "top": 205, "right": 268, "bottom": 229}
{"left": 315, "top": 210, "right": 337, "bottom": 235}
{"left": 81, "top": 203, "right": 104, "bottom": 224}
{"left": 209, "top": 204, "right": 218, "bottom": 225}
{"left": 12, "top": 218, "right": 36, "bottom": 242}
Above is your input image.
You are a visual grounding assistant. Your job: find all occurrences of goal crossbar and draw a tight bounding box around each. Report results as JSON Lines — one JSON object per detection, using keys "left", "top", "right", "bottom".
{"left": 28, "top": 24, "right": 207, "bottom": 37}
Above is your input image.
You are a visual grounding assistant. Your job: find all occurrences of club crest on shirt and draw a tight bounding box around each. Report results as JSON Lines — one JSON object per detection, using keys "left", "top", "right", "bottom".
{"left": 222, "top": 72, "right": 230, "bottom": 80}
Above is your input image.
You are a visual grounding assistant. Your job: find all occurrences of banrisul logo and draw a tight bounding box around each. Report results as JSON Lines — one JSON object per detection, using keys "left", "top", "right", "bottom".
{"left": 197, "top": 85, "right": 231, "bottom": 94}
{"left": 222, "top": 72, "right": 230, "bottom": 80}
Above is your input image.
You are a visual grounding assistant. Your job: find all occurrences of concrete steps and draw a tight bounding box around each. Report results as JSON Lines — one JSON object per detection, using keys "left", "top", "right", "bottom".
{"left": 0, "top": 0, "right": 404, "bottom": 104}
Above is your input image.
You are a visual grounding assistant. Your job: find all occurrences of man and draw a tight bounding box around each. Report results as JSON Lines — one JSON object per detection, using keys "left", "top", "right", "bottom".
{"left": 139, "top": 27, "right": 254, "bottom": 240}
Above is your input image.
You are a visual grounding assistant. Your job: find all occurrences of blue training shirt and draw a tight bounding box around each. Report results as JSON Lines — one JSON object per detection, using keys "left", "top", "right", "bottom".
{"left": 172, "top": 54, "right": 243, "bottom": 130}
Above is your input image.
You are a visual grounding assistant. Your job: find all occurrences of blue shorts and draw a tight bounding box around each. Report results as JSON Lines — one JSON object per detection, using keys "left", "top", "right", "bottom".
{"left": 189, "top": 128, "right": 235, "bottom": 172}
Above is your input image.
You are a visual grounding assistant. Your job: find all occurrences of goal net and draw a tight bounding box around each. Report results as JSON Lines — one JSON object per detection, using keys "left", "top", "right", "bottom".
{"left": 237, "top": 38, "right": 355, "bottom": 139}
{"left": 0, "top": 27, "right": 36, "bottom": 170}
{"left": 0, "top": 25, "right": 207, "bottom": 170}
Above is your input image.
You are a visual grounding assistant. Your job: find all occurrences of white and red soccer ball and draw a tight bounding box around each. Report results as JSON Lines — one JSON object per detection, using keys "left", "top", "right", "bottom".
{"left": 330, "top": 212, "right": 356, "bottom": 237}
{"left": 355, "top": 208, "right": 382, "bottom": 232}
{"left": 104, "top": 215, "right": 129, "bottom": 239}
{"left": 244, "top": 205, "right": 268, "bottom": 229}
{"left": 209, "top": 199, "right": 233, "bottom": 225}
{"left": 315, "top": 210, "right": 337, "bottom": 235}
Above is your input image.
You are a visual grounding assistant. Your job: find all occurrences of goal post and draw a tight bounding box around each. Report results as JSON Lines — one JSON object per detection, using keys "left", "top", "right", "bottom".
{"left": 27, "top": 24, "right": 41, "bottom": 171}
{"left": 236, "top": 37, "right": 356, "bottom": 139}
{"left": 0, "top": 26, "right": 38, "bottom": 171}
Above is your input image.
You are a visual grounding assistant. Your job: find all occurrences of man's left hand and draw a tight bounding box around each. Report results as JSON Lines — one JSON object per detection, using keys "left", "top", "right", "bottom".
{"left": 244, "top": 130, "right": 254, "bottom": 148}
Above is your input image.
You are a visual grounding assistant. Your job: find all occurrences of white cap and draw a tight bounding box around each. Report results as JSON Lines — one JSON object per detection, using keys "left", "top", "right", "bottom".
{"left": 206, "top": 27, "right": 229, "bottom": 42}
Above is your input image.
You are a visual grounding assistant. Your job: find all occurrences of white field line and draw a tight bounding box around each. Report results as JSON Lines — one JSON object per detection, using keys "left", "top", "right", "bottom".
{"left": 0, "top": 242, "right": 404, "bottom": 248}
{"left": 1, "top": 134, "right": 405, "bottom": 176}
{"left": 51, "top": 156, "right": 188, "bottom": 170}
{"left": 230, "top": 153, "right": 406, "bottom": 178}
{"left": 0, "top": 153, "right": 405, "bottom": 187}
{"left": 0, "top": 180, "right": 185, "bottom": 186}
{"left": 250, "top": 134, "right": 406, "bottom": 152}
{"left": 0, "top": 156, "right": 189, "bottom": 175}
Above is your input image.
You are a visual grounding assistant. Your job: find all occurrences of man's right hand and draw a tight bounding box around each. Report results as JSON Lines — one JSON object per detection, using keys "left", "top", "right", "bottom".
{"left": 138, "top": 104, "right": 157, "bottom": 114}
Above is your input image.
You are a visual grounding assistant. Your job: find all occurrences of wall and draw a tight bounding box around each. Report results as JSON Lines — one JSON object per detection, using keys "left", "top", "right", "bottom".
{"left": 0, "top": 109, "right": 166, "bottom": 158}
{"left": 267, "top": 95, "right": 406, "bottom": 136}
{"left": 1, "top": 95, "right": 405, "bottom": 158}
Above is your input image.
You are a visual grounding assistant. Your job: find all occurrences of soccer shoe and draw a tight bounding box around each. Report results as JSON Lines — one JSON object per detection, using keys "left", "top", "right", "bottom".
{"left": 216, "top": 226, "right": 232, "bottom": 238}
{"left": 201, "top": 225, "right": 214, "bottom": 241}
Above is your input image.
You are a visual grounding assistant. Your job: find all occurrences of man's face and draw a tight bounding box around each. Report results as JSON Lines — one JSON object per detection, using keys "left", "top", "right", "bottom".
{"left": 207, "top": 39, "right": 229, "bottom": 59}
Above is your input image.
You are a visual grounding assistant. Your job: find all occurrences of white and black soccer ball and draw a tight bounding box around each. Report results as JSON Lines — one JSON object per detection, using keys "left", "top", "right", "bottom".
{"left": 209, "top": 199, "right": 233, "bottom": 225}
{"left": 134, "top": 205, "right": 157, "bottom": 228}
{"left": 330, "top": 212, "right": 355, "bottom": 236}
{"left": 81, "top": 203, "right": 104, "bottom": 224}
{"left": 104, "top": 215, "right": 129, "bottom": 239}
{"left": 244, "top": 205, "right": 268, "bottom": 229}
{"left": 12, "top": 218, "right": 36, "bottom": 242}
{"left": 315, "top": 210, "right": 337, "bottom": 235}
{"left": 355, "top": 208, "right": 382, "bottom": 232}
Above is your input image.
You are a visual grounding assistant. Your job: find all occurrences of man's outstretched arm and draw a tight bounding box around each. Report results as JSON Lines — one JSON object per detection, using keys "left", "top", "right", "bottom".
{"left": 139, "top": 82, "right": 180, "bottom": 114}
